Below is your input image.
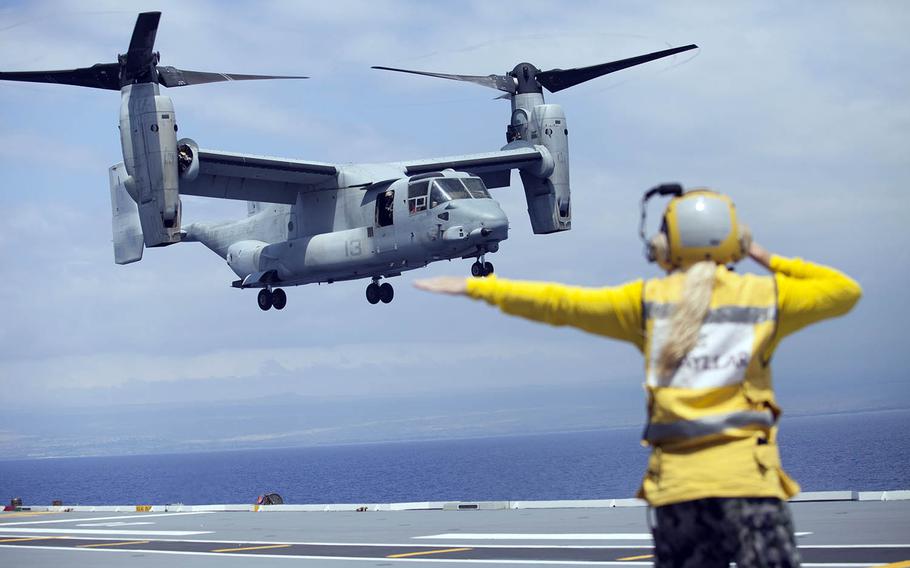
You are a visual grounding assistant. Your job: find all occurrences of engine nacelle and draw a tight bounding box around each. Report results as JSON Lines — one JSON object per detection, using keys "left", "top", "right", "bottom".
{"left": 508, "top": 100, "right": 571, "bottom": 235}
{"left": 226, "top": 240, "right": 268, "bottom": 277}
{"left": 522, "top": 104, "right": 570, "bottom": 234}
{"left": 118, "top": 83, "right": 182, "bottom": 247}
{"left": 177, "top": 137, "right": 200, "bottom": 182}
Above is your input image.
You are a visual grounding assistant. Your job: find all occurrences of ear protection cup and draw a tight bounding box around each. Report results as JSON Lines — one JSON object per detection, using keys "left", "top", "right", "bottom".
{"left": 648, "top": 232, "right": 673, "bottom": 271}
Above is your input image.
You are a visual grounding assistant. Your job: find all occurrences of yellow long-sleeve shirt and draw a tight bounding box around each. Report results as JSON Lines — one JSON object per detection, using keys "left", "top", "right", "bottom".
{"left": 466, "top": 256, "right": 861, "bottom": 505}
{"left": 467, "top": 255, "right": 861, "bottom": 353}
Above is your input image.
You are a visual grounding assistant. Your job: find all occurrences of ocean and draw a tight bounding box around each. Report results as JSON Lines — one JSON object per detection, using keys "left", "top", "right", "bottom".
{"left": 1, "top": 409, "right": 908, "bottom": 506}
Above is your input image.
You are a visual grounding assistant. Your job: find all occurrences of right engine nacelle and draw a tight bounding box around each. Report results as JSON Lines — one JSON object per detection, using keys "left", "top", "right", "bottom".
{"left": 516, "top": 103, "right": 571, "bottom": 234}
{"left": 226, "top": 240, "right": 268, "bottom": 278}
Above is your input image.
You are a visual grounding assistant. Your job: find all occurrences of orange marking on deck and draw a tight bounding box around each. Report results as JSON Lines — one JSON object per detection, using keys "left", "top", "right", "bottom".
{"left": 77, "top": 540, "right": 151, "bottom": 548}
{"left": 211, "top": 543, "right": 292, "bottom": 553}
{"left": 0, "top": 536, "right": 56, "bottom": 543}
{"left": 387, "top": 547, "right": 473, "bottom": 558}
{"left": 617, "top": 553, "right": 655, "bottom": 561}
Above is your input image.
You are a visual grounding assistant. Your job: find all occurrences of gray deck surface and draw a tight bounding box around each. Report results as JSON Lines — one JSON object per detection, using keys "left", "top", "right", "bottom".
{"left": 1, "top": 501, "right": 908, "bottom": 567}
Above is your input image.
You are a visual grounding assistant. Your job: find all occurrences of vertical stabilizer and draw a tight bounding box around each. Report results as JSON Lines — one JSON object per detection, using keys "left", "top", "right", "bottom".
{"left": 109, "top": 163, "right": 144, "bottom": 264}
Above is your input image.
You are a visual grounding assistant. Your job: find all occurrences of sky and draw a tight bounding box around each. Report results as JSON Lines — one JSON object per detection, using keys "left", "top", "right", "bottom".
{"left": 0, "top": 0, "right": 908, "bottom": 458}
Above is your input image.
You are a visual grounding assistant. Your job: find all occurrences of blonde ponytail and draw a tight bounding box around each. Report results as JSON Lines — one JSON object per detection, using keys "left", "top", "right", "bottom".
{"left": 656, "top": 261, "right": 717, "bottom": 381}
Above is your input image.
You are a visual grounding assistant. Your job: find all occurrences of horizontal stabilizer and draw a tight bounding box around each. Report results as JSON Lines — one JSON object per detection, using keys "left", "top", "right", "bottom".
{"left": 109, "top": 164, "right": 144, "bottom": 264}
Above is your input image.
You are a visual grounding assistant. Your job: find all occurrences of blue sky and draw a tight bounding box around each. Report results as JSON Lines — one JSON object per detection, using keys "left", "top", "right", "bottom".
{"left": 0, "top": 0, "right": 907, "bottom": 457}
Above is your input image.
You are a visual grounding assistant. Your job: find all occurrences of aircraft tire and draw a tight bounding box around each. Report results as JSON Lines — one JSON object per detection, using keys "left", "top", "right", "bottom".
{"left": 483, "top": 262, "right": 494, "bottom": 276}
{"left": 257, "top": 289, "right": 273, "bottom": 311}
{"left": 471, "top": 261, "right": 484, "bottom": 277}
{"left": 272, "top": 288, "right": 287, "bottom": 310}
{"left": 366, "top": 282, "right": 381, "bottom": 304}
{"left": 379, "top": 282, "right": 394, "bottom": 304}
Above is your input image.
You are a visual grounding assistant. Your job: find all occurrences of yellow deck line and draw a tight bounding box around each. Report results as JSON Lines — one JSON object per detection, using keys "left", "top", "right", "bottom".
{"left": 876, "top": 561, "right": 910, "bottom": 568}
{"left": 211, "top": 544, "right": 292, "bottom": 553}
{"left": 0, "top": 536, "right": 56, "bottom": 543}
{"left": 387, "top": 547, "right": 473, "bottom": 559}
{"left": 0, "top": 512, "right": 58, "bottom": 519}
{"left": 617, "top": 553, "right": 655, "bottom": 561}
{"left": 77, "top": 540, "right": 151, "bottom": 548}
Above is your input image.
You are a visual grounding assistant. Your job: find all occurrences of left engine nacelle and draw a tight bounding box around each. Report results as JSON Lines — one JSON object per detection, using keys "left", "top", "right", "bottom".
{"left": 226, "top": 240, "right": 268, "bottom": 278}
{"left": 118, "top": 83, "right": 182, "bottom": 247}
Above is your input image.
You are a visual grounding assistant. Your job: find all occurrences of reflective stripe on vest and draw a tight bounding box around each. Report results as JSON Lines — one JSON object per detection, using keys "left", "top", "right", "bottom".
{"left": 643, "top": 409, "right": 775, "bottom": 444}
{"left": 644, "top": 303, "right": 775, "bottom": 324}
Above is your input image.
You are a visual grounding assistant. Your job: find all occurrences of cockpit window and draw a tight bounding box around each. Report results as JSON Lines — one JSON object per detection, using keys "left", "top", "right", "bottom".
{"left": 463, "top": 178, "right": 491, "bottom": 199}
{"left": 429, "top": 178, "right": 472, "bottom": 208}
{"left": 408, "top": 180, "right": 429, "bottom": 199}
{"left": 407, "top": 180, "right": 429, "bottom": 214}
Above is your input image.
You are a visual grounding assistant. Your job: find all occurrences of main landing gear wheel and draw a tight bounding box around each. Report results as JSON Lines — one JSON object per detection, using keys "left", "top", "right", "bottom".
{"left": 258, "top": 289, "right": 273, "bottom": 311}
{"left": 271, "top": 288, "right": 287, "bottom": 310}
{"left": 366, "top": 282, "right": 381, "bottom": 304}
{"left": 366, "top": 280, "right": 395, "bottom": 304}
{"left": 379, "top": 282, "right": 394, "bottom": 304}
{"left": 471, "top": 260, "right": 494, "bottom": 277}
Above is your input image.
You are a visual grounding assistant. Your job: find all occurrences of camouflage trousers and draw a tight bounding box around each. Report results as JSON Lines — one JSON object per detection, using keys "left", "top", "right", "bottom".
{"left": 651, "top": 497, "right": 801, "bottom": 568}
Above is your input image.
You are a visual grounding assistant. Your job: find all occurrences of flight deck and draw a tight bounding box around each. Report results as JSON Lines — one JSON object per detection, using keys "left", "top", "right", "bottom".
{"left": 1, "top": 493, "right": 908, "bottom": 567}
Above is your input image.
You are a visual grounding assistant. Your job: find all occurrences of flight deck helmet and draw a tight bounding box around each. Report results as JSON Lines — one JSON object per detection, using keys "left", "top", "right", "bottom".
{"left": 648, "top": 189, "right": 751, "bottom": 270}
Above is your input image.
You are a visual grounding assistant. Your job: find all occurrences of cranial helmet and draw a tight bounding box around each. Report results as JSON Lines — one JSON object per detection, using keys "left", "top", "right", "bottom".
{"left": 647, "top": 188, "right": 751, "bottom": 271}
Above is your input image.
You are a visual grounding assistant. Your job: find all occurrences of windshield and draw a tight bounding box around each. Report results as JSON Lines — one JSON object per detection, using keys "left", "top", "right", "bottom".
{"left": 463, "top": 177, "right": 491, "bottom": 199}
{"left": 430, "top": 178, "right": 471, "bottom": 207}
{"left": 430, "top": 178, "right": 472, "bottom": 208}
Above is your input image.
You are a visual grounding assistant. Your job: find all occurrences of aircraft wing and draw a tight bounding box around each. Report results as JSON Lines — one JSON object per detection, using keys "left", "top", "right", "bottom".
{"left": 179, "top": 148, "right": 339, "bottom": 204}
{"left": 397, "top": 145, "right": 546, "bottom": 188}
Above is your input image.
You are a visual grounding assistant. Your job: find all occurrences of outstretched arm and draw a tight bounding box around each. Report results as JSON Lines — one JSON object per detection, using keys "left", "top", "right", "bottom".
{"left": 415, "top": 276, "right": 645, "bottom": 349}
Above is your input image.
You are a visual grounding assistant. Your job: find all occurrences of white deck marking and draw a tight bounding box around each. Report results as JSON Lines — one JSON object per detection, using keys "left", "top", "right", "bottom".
{"left": 0, "top": 544, "right": 892, "bottom": 566}
{"left": 0, "top": 511, "right": 213, "bottom": 526}
{"left": 0, "top": 528, "right": 211, "bottom": 536}
{"left": 76, "top": 522, "right": 155, "bottom": 527}
{"left": 415, "top": 533, "right": 654, "bottom": 540}
{"left": 0, "top": 545, "right": 656, "bottom": 565}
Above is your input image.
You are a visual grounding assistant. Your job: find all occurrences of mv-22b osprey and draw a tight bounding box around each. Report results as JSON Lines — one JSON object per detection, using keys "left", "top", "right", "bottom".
{"left": 0, "top": 12, "right": 695, "bottom": 310}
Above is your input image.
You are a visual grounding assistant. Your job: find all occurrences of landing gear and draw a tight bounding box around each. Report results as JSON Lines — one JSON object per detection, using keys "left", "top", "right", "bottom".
{"left": 258, "top": 287, "right": 287, "bottom": 311}
{"left": 366, "top": 282, "right": 381, "bottom": 304}
{"left": 471, "top": 257, "right": 494, "bottom": 277}
{"left": 379, "top": 282, "right": 394, "bottom": 304}
{"left": 258, "top": 289, "right": 273, "bottom": 311}
{"left": 366, "top": 278, "right": 395, "bottom": 305}
{"left": 271, "top": 288, "right": 287, "bottom": 310}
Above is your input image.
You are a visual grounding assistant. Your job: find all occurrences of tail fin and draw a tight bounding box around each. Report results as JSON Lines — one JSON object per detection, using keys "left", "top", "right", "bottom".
{"left": 109, "top": 163, "right": 144, "bottom": 264}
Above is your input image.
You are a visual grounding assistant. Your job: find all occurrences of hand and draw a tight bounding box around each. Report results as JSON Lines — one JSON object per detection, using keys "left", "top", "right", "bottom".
{"left": 413, "top": 276, "right": 469, "bottom": 295}
{"left": 749, "top": 242, "right": 772, "bottom": 270}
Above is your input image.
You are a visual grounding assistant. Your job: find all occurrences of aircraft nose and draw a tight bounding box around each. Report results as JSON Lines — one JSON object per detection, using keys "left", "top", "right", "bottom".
{"left": 471, "top": 202, "right": 509, "bottom": 241}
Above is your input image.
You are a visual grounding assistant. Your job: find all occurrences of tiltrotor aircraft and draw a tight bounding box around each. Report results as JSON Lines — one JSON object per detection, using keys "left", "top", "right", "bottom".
{"left": 0, "top": 12, "right": 695, "bottom": 310}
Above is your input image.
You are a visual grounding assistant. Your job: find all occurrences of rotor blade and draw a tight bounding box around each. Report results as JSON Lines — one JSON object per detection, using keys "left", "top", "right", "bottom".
{"left": 156, "top": 67, "right": 308, "bottom": 88}
{"left": 536, "top": 44, "right": 698, "bottom": 93}
{"left": 122, "top": 11, "right": 161, "bottom": 83}
{"left": 126, "top": 12, "right": 160, "bottom": 60}
{"left": 371, "top": 65, "right": 516, "bottom": 94}
{"left": 0, "top": 63, "right": 121, "bottom": 90}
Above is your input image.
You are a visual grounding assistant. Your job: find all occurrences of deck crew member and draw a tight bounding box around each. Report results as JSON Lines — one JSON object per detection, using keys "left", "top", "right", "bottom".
{"left": 414, "top": 186, "right": 862, "bottom": 567}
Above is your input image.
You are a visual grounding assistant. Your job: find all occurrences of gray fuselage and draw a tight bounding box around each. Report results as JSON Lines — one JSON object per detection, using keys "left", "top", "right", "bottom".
{"left": 184, "top": 170, "right": 508, "bottom": 287}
